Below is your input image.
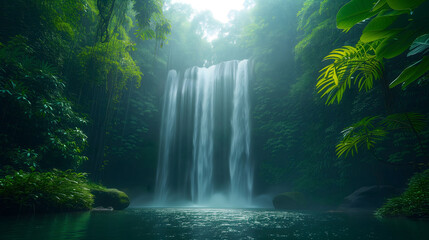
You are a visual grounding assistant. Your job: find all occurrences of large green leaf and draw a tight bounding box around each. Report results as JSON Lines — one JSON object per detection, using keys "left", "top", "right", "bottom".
{"left": 386, "top": 0, "right": 427, "bottom": 10}
{"left": 360, "top": 14, "right": 401, "bottom": 42}
{"left": 337, "top": 0, "right": 384, "bottom": 30}
{"left": 389, "top": 56, "right": 429, "bottom": 88}
{"left": 373, "top": 0, "right": 388, "bottom": 11}
{"left": 376, "top": 29, "right": 421, "bottom": 59}
{"left": 360, "top": 10, "right": 410, "bottom": 42}
{"left": 408, "top": 34, "right": 429, "bottom": 56}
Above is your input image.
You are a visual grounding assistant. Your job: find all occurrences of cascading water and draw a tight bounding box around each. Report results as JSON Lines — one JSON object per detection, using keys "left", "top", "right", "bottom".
{"left": 155, "top": 60, "right": 253, "bottom": 206}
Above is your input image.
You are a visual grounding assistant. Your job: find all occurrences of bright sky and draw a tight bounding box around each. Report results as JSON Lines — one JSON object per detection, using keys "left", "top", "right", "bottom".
{"left": 171, "top": 0, "right": 246, "bottom": 23}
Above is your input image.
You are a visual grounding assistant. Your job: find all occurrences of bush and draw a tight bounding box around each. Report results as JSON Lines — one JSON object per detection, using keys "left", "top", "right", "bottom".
{"left": 375, "top": 169, "right": 429, "bottom": 218}
{"left": 0, "top": 169, "right": 93, "bottom": 214}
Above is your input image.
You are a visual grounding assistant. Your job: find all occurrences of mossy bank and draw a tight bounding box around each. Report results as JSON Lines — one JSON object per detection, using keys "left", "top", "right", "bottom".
{"left": 0, "top": 170, "right": 130, "bottom": 214}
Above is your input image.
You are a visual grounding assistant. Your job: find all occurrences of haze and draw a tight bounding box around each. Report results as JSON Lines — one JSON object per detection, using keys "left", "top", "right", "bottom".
{"left": 171, "top": 0, "right": 246, "bottom": 22}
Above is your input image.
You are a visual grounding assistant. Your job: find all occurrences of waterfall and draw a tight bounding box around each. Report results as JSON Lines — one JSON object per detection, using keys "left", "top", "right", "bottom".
{"left": 229, "top": 60, "right": 252, "bottom": 204}
{"left": 155, "top": 60, "right": 252, "bottom": 206}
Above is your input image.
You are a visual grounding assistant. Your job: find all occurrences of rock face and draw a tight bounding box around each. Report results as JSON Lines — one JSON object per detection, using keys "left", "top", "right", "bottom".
{"left": 272, "top": 192, "right": 307, "bottom": 210}
{"left": 339, "top": 185, "right": 399, "bottom": 210}
{"left": 91, "top": 188, "right": 130, "bottom": 210}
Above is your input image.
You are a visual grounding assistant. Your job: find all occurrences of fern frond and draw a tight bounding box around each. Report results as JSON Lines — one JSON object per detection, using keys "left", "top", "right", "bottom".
{"left": 317, "top": 42, "right": 383, "bottom": 105}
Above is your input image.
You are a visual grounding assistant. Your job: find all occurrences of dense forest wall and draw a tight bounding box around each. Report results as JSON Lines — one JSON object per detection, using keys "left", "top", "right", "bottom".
{"left": 0, "top": 0, "right": 170, "bottom": 193}
{"left": 1, "top": 0, "right": 428, "bottom": 207}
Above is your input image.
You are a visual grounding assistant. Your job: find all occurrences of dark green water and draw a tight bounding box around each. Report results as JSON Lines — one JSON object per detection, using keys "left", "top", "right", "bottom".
{"left": 0, "top": 208, "right": 428, "bottom": 240}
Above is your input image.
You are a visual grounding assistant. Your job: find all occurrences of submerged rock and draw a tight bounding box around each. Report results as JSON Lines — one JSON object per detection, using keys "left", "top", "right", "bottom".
{"left": 91, "top": 188, "right": 130, "bottom": 210}
{"left": 339, "top": 185, "right": 399, "bottom": 210}
{"left": 272, "top": 192, "right": 307, "bottom": 210}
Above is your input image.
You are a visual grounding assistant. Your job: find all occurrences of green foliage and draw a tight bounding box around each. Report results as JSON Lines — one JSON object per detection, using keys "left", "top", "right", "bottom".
{"left": 317, "top": 42, "right": 383, "bottom": 104}
{"left": 408, "top": 34, "right": 429, "bottom": 57}
{"left": 375, "top": 169, "right": 429, "bottom": 218}
{"left": 389, "top": 56, "right": 429, "bottom": 89}
{"left": 382, "top": 112, "right": 427, "bottom": 132}
{"left": 0, "top": 0, "right": 171, "bottom": 187}
{"left": 134, "top": 0, "right": 163, "bottom": 27}
{"left": 0, "top": 169, "right": 93, "bottom": 214}
{"left": 336, "top": 0, "right": 382, "bottom": 31}
{"left": 336, "top": 113, "right": 427, "bottom": 160}
{"left": 359, "top": 11, "right": 406, "bottom": 43}
{"left": 318, "top": 0, "right": 429, "bottom": 171}
{"left": 385, "top": 0, "right": 427, "bottom": 10}
{"left": 0, "top": 36, "right": 88, "bottom": 170}
{"left": 78, "top": 37, "right": 142, "bottom": 101}
{"left": 333, "top": 0, "right": 429, "bottom": 90}
{"left": 136, "top": 8, "right": 171, "bottom": 44}
{"left": 336, "top": 116, "right": 387, "bottom": 157}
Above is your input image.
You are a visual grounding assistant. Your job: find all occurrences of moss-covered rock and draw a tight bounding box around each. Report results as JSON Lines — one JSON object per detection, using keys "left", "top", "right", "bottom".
{"left": 375, "top": 169, "right": 429, "bottom": 218}
{"left": 272, "top": 192, "right": 307, "bottom": 210}
{"left": 90, "top": 187, "right": 130, "bottom": 210}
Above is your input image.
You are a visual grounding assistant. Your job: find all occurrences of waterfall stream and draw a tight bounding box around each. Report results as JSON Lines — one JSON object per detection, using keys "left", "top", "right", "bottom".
{"left": 155, "top": 60, "right": 252, "bottom": 206}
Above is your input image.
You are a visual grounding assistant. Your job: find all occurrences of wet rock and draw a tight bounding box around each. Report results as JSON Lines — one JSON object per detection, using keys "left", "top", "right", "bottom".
{"left": 272, "top": 192, "right": 307, "bottom": 210}
{"left": 339, "top": 185, "right": 399, "bottom": 210}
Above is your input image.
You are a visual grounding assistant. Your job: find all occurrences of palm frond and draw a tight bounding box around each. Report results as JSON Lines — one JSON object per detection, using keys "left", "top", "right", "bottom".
{"left": 317, "top": 42, "right": 383, "bottom": 105}
{"left": 336, "top": 116, "right": 387, "bottom": 158}
{"left": 382, "top": 112, "right": 427, "bottom": 133}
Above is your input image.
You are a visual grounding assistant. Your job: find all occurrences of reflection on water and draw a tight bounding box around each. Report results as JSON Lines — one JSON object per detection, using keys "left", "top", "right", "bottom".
{"left": 1, "top": 208, "right": 428, "bottom": 240}
{"left": 0, "top": 211, "right": 90, "bottom": 240}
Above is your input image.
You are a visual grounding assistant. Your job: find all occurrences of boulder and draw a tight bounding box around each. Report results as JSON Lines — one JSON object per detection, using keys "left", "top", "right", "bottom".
{"left": 91, "top": 188, "right": 130, "bottom": 210}
{"left": 339, "top": 185, "right": 399, "bottom": 210}
{"left": 272, "top": 192, "right": 307, "bottom": 210}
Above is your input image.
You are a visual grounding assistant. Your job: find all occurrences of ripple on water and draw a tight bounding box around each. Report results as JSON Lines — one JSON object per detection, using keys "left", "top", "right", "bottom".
{"left": 0, "top": 208, "right": 428, "bottom": 240}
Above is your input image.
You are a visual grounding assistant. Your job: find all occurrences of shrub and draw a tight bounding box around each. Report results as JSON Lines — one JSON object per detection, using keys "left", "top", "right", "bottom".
{"left": 0, "top": 169, "right": 93, "bottom": 214}
{"left": 375, "top": 169, "right": 429, "bottom": 218}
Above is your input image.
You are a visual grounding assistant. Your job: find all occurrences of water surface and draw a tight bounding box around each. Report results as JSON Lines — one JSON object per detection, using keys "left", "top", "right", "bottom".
{"left": 1, "top": 208, "right": 428, "bottom": 240}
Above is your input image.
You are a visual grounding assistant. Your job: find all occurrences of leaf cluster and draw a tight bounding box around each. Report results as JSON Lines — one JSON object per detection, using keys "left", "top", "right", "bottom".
{"left": 78, "top": 37, "right": 142, "bottom": 97}
{"left": 317, "top": 42, "right": 383, "bottom": 104}
{"left": 336, "top": 113, "right": 427, "bottom": 159}
{"left": 334, "top": 0, "right": 429, "bottom": 91}
{"left": 0, "top": 36, "right": 88, "bottom": 170}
